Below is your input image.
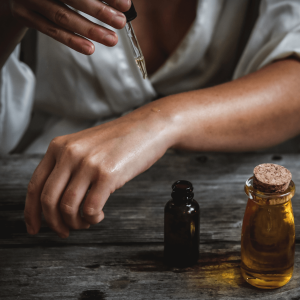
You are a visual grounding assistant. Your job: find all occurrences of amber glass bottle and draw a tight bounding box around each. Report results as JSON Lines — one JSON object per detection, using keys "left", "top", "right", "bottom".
{"left": 164, "top": 180, "right": 200, "bottom": 267}
{"left": 241, "top": 177, "right": 295, "bottom": 289}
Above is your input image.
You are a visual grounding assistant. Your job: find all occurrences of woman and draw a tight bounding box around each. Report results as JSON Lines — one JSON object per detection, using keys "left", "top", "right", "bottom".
{"left": 1, "top": 0, "right": 300, "bottom": 238}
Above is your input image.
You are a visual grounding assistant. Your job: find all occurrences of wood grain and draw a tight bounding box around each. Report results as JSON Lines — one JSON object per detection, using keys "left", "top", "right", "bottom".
{"left": 0, "top": 243, "right": 299, "bottom": 300}
{"left": 0, "top": 153, "right": 299, "bottom": 245}
{"left": 0, "top": 153, "right": 299, "bottom": 299}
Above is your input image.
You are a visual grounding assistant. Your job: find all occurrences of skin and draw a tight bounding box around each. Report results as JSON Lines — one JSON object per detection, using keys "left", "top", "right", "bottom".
{"left": 1, "top": 0, "right": 300, "bottom": 237}
{"left": 24, "top": 58, "right": 300, "bottom": 238}
{"left": 0, "top": 0, "right": 131, "bottom": 69}
{"left": 131, "top": 0, "right": 198, "bottom": 75}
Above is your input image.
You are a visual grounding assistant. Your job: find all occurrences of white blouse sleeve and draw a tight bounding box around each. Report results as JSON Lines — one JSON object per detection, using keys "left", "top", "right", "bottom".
{"left": 0, "top": 45, "right": 35, "bottom": 154}
{"left": 234, "top": 0, "right": 300, "bottom": 79}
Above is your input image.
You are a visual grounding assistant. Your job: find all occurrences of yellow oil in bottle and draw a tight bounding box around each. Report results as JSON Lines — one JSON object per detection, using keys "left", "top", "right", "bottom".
{"left": 241, "top": 178, "right": 295, "bottom": 289}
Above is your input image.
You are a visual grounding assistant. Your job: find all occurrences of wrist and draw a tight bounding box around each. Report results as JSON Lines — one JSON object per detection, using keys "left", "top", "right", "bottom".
{"left": 129, "top": 97, "right": 185, "bottom": 150}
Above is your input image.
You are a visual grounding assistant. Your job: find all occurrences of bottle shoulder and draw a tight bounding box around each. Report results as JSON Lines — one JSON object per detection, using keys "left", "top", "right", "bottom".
{"left": 191, "top": 199, "right": 200, "bottom": 210}
{"left": 165, "top": 199, "right": 200, "bottom": 214}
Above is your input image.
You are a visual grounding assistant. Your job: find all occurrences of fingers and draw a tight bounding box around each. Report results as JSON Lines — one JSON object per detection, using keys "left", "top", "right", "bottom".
{"left": 60, "top": 172, "right": 91, "bottom": 230}
{"left": 103, "top": 0, "right": 132, "bottom": 12}
{"left": 30, "top": 0, "right": 118, "bottom": 47}
{"left": 32, "top": 0, "right": 119, "bottom": 46}
{"left": 82, "top": 181, "right": 109, "bottom": 225}
{"left": 40, "top": 164, "right": 71, "bottom": 238}
{"left": 19, "top": 8, "right": 96, "bottom": 55}
{"left": 24, "top": 154, "right": 55, "bottom": 235}
{"left": 63, "top": 0, "right": 128, "bottom": 29}
{"left": 11, "top": 0, "right": 128, "bottom": 53}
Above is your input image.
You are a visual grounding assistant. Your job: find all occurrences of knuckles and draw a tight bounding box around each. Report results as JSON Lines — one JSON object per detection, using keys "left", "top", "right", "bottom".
{"left": 87, "top": 26, "right": 102, "bottom": 40}
{"left": 44, "top": 26, "right": 60, "bottom": 38}
{"left": 49, "top": 137, "right": 85, "bottom": 162}
{"left": 95, "top": 4, "right": 107, "bottom": 21}
{"left": 48, "top": 138, "right": 118, "bottom": 183}
{"left": 40, "top": 192, "right": 55, "bottom": 210}
{"left": 82, "top": 207, "right": 105, "bottom": 224}
{"left": 80, "top": 155, "right": 101, "bottom": 172}
{"left": 48, "top": 136, "right": 64, "bottom": 152}
{"left": 60, "top": 189, "right": 78, "bottom": 215}
{"left": 85, "top": 158, "right": 117, "bottom": 184}
{"left": 27, "top": 179, "right": 38, "bottom": 198}
{"left": 66, "top": 35, "right": 76, "bottom": 48}
{"left": 60, "top": 201, "right": 76, "bottom": 216}
{"left": 82, "top": 206, "right": 97, "bottom": 218}
{"left": 54, "top": 8, "right": 70, "bottom": 26}
{"left": 62, "top": 142, "right": 84, "bottom": 160}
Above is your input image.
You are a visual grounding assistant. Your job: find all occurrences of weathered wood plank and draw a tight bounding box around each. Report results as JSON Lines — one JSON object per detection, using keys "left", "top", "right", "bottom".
{"left": 1, "top": 184, "right": 299, "bottom": 245}
{"left": 0, "top": 153, "right": 299, "bottom": 245}
{"left": 0, "top": 154, "right": 300, "bottom": 299}
{"left": 1, "top": 153, "right": 300, "bottom": 188}
{"left": 0, "top": 243, "right": 299, "bottom": 300}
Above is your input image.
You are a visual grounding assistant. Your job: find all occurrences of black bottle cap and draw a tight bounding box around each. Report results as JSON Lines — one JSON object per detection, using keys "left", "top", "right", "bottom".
{"left": 171, "top": 180, "right": 194, "bottom": 201}
{"left": 124, "top": 2, "right": 137, "bottom": 22}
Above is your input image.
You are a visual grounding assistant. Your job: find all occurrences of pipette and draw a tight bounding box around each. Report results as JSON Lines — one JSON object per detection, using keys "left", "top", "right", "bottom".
{"left": 124, "top": 2, "right": 148, "bottom": 79}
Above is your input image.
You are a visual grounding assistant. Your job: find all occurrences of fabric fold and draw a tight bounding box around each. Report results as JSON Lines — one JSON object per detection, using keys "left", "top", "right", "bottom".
{"left": 0, "top": 45, "right": 35, "bottom": 154}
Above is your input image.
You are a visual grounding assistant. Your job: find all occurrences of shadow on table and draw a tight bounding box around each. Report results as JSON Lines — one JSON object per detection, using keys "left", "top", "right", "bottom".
{"left": 79, "top": 290, "right": 107, "bottom": 300}
{"left": 124, "top": 248, "right": 298, "bottom": 297}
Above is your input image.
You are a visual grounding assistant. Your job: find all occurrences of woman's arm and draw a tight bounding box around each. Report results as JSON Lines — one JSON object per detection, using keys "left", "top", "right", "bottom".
{"left": 24, "top": 58, "right": 300, "bottom": 238}
{"left": 157, "top": 58, "right": 300, "bottom": 152}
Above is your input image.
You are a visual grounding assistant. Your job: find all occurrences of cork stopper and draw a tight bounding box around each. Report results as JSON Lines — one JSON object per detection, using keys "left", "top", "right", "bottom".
{"left": 253, "top": 163, "right": 292, "bottom": 193}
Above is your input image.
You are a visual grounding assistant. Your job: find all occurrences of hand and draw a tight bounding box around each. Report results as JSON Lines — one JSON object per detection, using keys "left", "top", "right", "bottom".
{"left": 8, "top": 0, "right": 131, "bottom": 54}
{"left": 24, "top": 103, "right": 177, "bottom": 238}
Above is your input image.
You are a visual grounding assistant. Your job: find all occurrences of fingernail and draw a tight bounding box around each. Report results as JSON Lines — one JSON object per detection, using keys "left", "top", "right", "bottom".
{"left": 82, "top": 44, "right": 94, "bottom": 55}
{"left": 118, "top": 0, "right": 131, "bottom": 10}
{"left": 123, "top": 0, "right": 131, "bottom": 9}
{"left": 26, "top": 223, "right": 36, "bottom": 235}
{"left": 104, "top": 34, "right": 117, "bottom": 46}
{"left": 113, "top": 15, "right": 126, "bottom": 28}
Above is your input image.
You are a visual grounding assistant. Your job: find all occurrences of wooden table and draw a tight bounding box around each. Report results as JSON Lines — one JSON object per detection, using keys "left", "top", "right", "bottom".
{"left": 0, "top": 152, "right": 299, "bottom": 299}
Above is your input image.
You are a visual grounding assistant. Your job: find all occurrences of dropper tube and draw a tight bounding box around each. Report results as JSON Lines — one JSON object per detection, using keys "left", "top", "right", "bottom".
{"left": 124, "top": 2, "right": 148, "bottom": 79}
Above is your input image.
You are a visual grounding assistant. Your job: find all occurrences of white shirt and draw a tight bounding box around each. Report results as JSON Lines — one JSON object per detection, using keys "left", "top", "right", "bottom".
{"left": 1, "top": 0, "right": 300, "bottom": 154}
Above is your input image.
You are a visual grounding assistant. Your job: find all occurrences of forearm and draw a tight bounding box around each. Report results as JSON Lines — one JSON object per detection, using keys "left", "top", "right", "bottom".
{"left": 0, "top": 2, "right": 27, "bottom": 69}
{"left": 143, "top": 59, "right": 300, "bottom": 152}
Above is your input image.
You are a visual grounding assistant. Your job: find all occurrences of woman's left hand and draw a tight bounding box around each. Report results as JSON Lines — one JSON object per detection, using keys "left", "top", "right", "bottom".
{"left": 24, "top": 101, "right": 178, "bottom": 238}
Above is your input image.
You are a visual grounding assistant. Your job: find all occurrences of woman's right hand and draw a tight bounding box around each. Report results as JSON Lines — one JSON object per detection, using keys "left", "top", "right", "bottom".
{"left": 8, "top": 0, "right": 131, "bottom": 54}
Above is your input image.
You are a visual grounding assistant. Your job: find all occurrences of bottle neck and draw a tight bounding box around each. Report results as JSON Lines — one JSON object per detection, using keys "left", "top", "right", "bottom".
{"left": 171, "top": 191, "right": 194, "bottom": 204}
{"left": 171, "top": 180, "right": 194, "bottom": 204}
{"left": 245, "top": 176, "right": 295, "bottom": 206}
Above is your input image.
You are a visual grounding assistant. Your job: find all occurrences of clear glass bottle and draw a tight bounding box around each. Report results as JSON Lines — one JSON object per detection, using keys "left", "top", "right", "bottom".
{"left": 241, "top": 177, "right": 295, "bottom": 289}
{"left": 164, "top": 180, "right": 200, "bottom": 267}
{"left": 123, "top": 2, "right": 148, "bottom": 79}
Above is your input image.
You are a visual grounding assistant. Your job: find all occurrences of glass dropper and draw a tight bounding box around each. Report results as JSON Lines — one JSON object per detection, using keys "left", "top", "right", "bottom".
{"left": 124, "top": 2, "right": 148, "bottom": 79}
